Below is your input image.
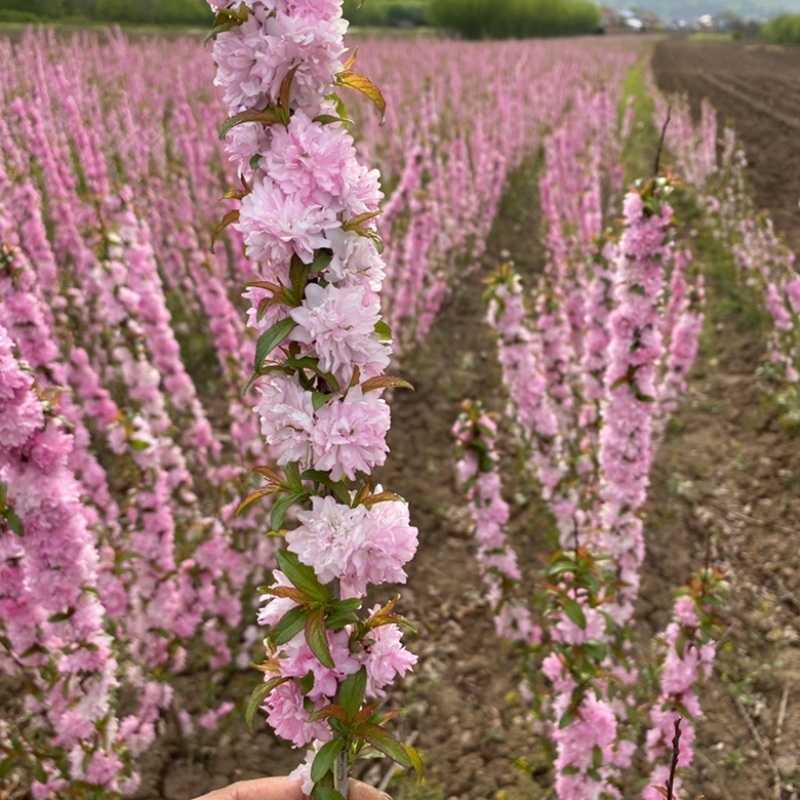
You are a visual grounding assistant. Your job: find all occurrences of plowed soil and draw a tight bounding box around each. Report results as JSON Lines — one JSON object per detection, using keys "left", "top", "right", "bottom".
{"left": 653, "top": 38, "right": 800, "bottom": 251}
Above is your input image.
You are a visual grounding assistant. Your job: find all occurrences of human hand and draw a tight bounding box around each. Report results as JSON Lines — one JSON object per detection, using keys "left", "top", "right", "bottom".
{"left": 192, "top": 776, "right": 390, "bottom": 800}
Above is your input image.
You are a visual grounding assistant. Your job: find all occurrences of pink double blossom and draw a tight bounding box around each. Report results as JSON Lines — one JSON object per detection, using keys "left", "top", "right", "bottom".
{"left": 286, "top": 495, "right": 417, "bottom": 596}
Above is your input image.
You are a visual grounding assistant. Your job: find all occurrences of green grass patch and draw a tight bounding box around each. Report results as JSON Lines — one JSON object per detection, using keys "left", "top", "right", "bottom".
{"left": 618, "top": 58, "right": 661, "bottom": 188}
{"left": 675, "top": 197, "right": 767, "bottom": 359}
{"left": 687, "top": 31, "right": 734, "bottom": 41}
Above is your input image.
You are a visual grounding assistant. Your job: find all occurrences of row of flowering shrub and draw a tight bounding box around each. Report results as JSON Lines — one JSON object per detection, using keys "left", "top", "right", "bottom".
{"left": 655, "top": 93, "right": 800, "bottom": 422}
{"left": 452, "top": 76, "right": 740, "bottom": 800}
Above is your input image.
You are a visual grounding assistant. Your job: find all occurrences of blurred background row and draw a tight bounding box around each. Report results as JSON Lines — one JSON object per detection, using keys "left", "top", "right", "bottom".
{"left": 4, "top": 0, "right": 800, "bottom": 43}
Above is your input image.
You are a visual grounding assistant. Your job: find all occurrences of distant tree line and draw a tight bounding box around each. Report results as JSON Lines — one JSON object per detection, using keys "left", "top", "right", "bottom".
{"left": 0, "top": 0, "right": 212, "bottom": 25}
{"left": 1, "top": 0, "right": 601, "bottom": 37}
{"left": 2, "top": 0, "right": 425, "bottom": 28}
{"left": 429, "top": 0, "right": 601, "bottom": 38}
{"left": 343, "top": 0, "right": 429, "bottom": 28}
{"left": 762, "top": 13, "right": 800, "bottom": 43}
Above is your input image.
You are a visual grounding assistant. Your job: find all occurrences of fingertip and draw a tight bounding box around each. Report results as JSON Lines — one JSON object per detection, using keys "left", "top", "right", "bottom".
{"left": 347, "top": 778, "right": 392, "bottom": 800}
{"left": 229, "top": 775, "right": 305, "bottom": 800}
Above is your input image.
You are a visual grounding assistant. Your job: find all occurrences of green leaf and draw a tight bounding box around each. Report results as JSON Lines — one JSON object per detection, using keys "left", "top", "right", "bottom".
{"left": 270, "top": 491, "right": 304, "bottom": 532}
{"left": 582, "top": 641, "right": 607, "bottom": 662}
{"left": 404, "top": 744, "right": 424, "bottom": 779}
{"left": 562, "top": 598, "right": 587, "bottom": 630}
{"left": 237, "top": 487, "right": 279, "bottom": 516}
{"left": 558, "top": 708, "right": 576, "bottom": 729}
{"left": 298, "top": 670, "right": 315, "bottom": 695}
{"left": 204, "top": 6, "right": 249, "bottom": 41}
{"left": 335, "top": 72, "right": 387, "bottom": 122}
{"left": 561, "top": 765, "right": 580, "bottom": 776}
{"left": 289, "top": 256, "right": 311, "bottom": 304}
{"left": 33, "top": 759, "right": 48, "bottom": 783}
{"left": 548, "top": 561, "right": 577, "bottom": 577}
{"left": 241, "top": 369, "right": 260, "bottom": 397}
{"left": 254, "top": 318, "right": 298, "bottom": 372}
{"left": 210, "top": 209, "right": 240, "bottom": 252}
{"left": 342, "top": 210, "right": 382, "bottom": 233}
{"left": 271, "top": 606, "right": 309, "bottom": 647}
{"left": 204, "top": 18, "right": 237, "bottom": 42}
{"left": 324, "top": 92, "right": 349, "bottom": 121}
{"left": 310, "top": 249, "right": 334, "bottom": 273}
{"left": 48, "top": 607, "right": 75, "bottom": 624}
{"left": 374, "top": 320, "right": 392, "bottom": 341}
{"left": 326, "top": 598, "right": 362, "bottom": 630}
{"left": 633, "top": 384, "right": 657, "bottom": 403}
{"left": 5, "top": 509, "right": 23, "bottom": 537}
{"left": 278, "top": 65, "right": 300, "bottom": 118}
{"left": 338, "top": 667, "right": 367, "bottom": 721}
{"left": 609, "top": 371, "right": 631, "bottom": 391}
{"left": 313, "top": 787, "right": 345, "bottom": 800}
{"left": 310, "top": 738, "right": 345, "bottom": 783}
{"left": 277, "top": 550, "right": 331, "bottom": 604}
{"left": 19, "top": 643, "right": 48, "bottom": 659}
{"left": 308, "top": 705, "right": 349, "bottom": 724}
{"left": 283, "top": 461, "right": 304, "bottom": 493}
{"left": 357, "top": 723, "right": 412, "bottom": 767}
{"left": 305, "top": 608, "right": 335, "bottom": 669}
{"left": 313, "top": 114, "right": 352, "bottom": 126}
{"left": 311, "top": 391, "right": 334, "bottom": 411}
{"left": 361, "top": 375, "right": 413, "bottom": 393}
{"left": 284, "top": 356, "right": 320, "bottom": 373}
{"left": 129, "top": 439, "right": 151, "bottom": 452}
{"left": 246, "top": 676, "right": 289, "bottom": 732}
{"left": 592, "top": 745, "right": 603, "bottom": 770}
{"left": 219, "top": 107, "right": 282, "bottom": 140}
{"left": 299, "top": 470, "right": 351, "bottom": 506}
{"left": 0, "top": 757, "right": 16, "bottom": 781}
{"left": 370, "top": 232, "right": 385, "bottom": 254}
{"left": 361, "top": 491, "right": 404, "bottom": 509}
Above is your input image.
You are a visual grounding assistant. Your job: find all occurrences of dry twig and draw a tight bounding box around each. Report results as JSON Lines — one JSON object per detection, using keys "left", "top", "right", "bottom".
{"left": 775, "top": 685, "right": 790, "bottom": 742}
{"left": 732, "top": 693, "right": 782, "bottom": 799}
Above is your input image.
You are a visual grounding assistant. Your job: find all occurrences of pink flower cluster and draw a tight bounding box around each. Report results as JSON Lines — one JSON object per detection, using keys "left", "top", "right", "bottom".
{"left": 257, "top": 379, "right": 390, "bottom": 480}
{"left": 598, "top": 186, "right": 676, "bottom": 623}
{"left": 643, "top": 574, "right": 724, "bottom": 800}
{"left": 208, "top": 0, "right": 418, "bottom": 788}
{"left": 0, "top": 324, "right": 132, "bottom": 797}
{"left": 452, "top": 402, "right": 540, "bottom": 645}
{"left": 286, "top": 495, "right": 417, "bottom": 596}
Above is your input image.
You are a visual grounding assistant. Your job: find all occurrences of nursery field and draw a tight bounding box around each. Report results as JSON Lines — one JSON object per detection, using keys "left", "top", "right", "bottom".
{"left": 1, "top": 24, "right": 799, "bottom": 800}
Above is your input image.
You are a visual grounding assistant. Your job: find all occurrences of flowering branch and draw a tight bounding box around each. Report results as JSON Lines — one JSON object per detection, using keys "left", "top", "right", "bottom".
{"left": 206, "top": 2, "right": 421, "bottom": 795}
